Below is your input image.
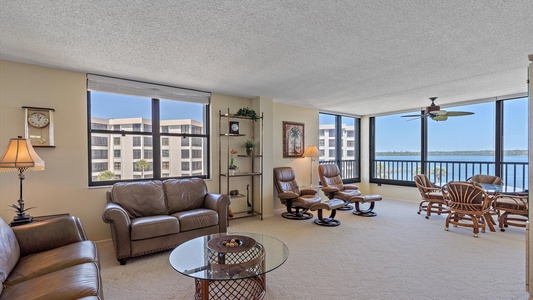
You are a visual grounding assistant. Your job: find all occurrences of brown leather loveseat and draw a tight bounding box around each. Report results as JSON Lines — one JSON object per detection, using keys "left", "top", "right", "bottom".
{"left": 0, "top": 216, "right": 103, "bottom": 299}
{"left": 102, "top": 178, "right": 230, "bottom": 265}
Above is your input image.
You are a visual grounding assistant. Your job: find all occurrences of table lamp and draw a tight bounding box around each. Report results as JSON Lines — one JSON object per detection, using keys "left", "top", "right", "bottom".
{"left": 0, "top": 136, "right": 45, "bottom": 225}
{"left": 303, "top": 146, "right": 319, "bottom": 187}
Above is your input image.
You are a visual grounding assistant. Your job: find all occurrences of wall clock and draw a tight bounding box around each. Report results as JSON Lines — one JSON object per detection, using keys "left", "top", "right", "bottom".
{"left": 23, "top": 106, "right": 55, "bottom": 147}
{"left": 229, "top": 121, "right": 240, "bottom": 134}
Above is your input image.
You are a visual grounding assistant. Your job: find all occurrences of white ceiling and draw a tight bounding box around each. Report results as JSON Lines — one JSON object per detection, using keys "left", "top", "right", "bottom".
{"left": 1, "top": 1, "right": 532, "bottom": 116}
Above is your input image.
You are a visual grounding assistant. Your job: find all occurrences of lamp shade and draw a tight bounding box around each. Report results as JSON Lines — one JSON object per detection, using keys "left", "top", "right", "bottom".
{"left": 0, "top": 137, "right": 45, "bottom": 171}
{"left": 303, "top": 146, "right": 319, "bottom": 158}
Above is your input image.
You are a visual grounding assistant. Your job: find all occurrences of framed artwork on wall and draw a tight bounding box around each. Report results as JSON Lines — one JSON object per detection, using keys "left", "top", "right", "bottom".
{"left": 283, "top": 121, "right": 304, "bottom": 158}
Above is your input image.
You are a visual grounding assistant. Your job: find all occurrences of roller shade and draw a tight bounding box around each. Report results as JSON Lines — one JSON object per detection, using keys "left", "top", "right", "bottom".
{"left": 87, "top": 74, "right": 210, "bottom": 104}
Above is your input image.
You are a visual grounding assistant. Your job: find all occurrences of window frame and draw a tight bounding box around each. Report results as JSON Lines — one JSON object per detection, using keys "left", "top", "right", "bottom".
{"left": 87, "top": 79, "right": 211, "bottom": 187}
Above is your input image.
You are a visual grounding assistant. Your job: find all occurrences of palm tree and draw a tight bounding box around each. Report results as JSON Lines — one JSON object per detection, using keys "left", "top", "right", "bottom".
{"left": 135, "top": 159, "right": 149, "bottom": 178}
{"left": 289, "top": 127, "right": 301, "bottom": 154}
{"left": 97, "top": 170, "right": 115, "bottom": 181}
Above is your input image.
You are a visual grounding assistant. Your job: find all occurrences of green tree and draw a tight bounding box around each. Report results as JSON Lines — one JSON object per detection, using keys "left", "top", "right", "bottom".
{"left": 97, "top": 170, "right": 115, "bottom": 181}
{"left": 289, "top": 127, "right": 301, "bottom": 154}
{"left": 135, "top": 159, "right": 149, "bottom": 178}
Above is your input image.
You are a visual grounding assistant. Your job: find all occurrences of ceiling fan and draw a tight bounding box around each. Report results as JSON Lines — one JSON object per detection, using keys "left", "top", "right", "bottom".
{"left": 401, "top": 97, "right": 474, "bottom": 122}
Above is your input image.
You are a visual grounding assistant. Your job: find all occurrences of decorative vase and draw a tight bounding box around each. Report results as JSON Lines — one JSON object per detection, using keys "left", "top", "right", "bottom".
{"left": 230, "top": 169, "right": 236, "bottom": 175}
{"left": 246, "top": 148, "right": 253, "bottom": 156}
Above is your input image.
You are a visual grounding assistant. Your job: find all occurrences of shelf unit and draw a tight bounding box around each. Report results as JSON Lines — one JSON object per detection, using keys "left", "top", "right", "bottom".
{"left": 219, "top": 109, "right": 263, "bottom": 220}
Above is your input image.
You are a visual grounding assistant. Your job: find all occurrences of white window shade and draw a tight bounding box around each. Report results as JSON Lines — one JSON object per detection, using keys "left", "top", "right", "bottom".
{"left": 87, "top": 74, "right": 210, "bottom": 104}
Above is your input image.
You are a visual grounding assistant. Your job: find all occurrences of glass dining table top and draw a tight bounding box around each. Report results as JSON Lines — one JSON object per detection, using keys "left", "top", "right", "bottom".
{"left": 477, "top": 183, "right": 525, "bottom": 194}
{"left": 169, "top": 232, "right": 289, "bottom": 281}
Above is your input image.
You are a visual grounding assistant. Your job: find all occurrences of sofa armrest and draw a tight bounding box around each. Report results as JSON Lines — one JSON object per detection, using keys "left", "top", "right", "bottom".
{"left": 12, "top": 216, "right": 87, "bottom": 258}
{"left": 204, "top": 193, "right": 231, "bottom": 232}
{"left": 102, "top": 202, "right": 132, "bottom": 260}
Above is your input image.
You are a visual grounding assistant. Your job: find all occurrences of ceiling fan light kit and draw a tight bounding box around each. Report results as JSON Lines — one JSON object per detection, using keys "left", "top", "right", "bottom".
{"left": 401, "top": 97, "right": 474, "bottom": 122}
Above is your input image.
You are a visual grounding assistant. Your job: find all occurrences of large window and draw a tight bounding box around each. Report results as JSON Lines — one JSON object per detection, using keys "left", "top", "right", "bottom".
{"left": 319, "top": 113, "right": 360, "bottom": 183}
{"left": 370, "top": 97, "right": 529, "bottom": 189}
{"left": 87, "top": 75, "right": 210, "bottom": 186}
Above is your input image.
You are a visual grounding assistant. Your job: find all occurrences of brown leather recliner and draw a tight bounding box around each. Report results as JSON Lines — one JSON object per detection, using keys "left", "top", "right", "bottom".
{"left": 273, "top": 167, "right": 321, "bottom": 220}
{"left": 318, "top": 164, "right": 382, "bottom": 216}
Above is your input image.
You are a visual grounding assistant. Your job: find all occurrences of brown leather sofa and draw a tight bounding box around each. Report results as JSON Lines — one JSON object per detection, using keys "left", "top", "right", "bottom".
{"left": 102, "top": 178, "right": 231, "bottom": 265}
{"left": 0, "top": 216, "right": 103, "bottom": 299}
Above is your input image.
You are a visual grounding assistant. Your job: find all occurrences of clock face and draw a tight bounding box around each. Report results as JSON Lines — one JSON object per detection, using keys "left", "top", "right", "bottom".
{"left": 28, "top": 112, "right": 50, "bottom": 128}
{"left": 231, "top": 123, "right": 239, "bottom": 131}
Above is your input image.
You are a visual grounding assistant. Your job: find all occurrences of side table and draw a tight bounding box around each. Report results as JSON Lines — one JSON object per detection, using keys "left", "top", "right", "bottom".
{"left": 10, "top": 213, "right": 70, "bottom": 227}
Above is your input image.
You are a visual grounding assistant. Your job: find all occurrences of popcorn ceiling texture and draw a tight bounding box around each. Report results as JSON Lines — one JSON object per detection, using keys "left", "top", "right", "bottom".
{"left": 97, "top": 198, "right": 528, "bottom": 299}
{"left": 1, "top": 1, "right": 532, "bottom": 116}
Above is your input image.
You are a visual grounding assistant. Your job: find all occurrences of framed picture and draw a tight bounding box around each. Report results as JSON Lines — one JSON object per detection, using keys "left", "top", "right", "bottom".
{"left": 283, "top": 121, "right": 304, "bottom": 158}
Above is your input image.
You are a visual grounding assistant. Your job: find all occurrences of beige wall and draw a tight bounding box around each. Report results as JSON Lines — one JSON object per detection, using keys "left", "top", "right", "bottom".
{"left": 0, "top": 59, "right": 423, "bottom": 242}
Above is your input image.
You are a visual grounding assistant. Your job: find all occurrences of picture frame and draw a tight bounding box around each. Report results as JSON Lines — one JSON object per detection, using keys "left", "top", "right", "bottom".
{"left": 283, "top": 121, "right": 304, "bottom": 158}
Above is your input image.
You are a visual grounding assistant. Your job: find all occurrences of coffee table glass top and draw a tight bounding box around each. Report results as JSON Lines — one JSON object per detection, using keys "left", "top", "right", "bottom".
{"left": 169, "top": 232, "right": 289, "bottom": 280}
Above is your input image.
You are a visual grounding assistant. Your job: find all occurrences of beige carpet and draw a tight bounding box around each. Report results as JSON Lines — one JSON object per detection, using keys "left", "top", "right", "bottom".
{"left": 97, "top": 198, "right": 529, "bottom": 300}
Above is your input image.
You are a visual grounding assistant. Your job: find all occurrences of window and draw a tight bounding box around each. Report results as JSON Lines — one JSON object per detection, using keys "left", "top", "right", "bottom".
{"left": 144, "top": 150, "right": 153, "bottom": 159}
{"left": 192, "top": 150, "right": 202, "bottom": 158}
{"left": 370, "top": 96, "right": 529, "bottom": 190}
{"left": 91, "top": 136, "right": 108, "bottom": 146}
{"left": 92, "top": 150, "right": 107, "bottom": 159}
{"left": 182, "top": 149, "right": 190, "bottom": 158}
{"left": 88, "top": 74, "right": 210, "bottom": 186}
{"left": 114, "top": 162, "right": 121, "bottom": 170}
{"left": 143, "top": 137, "right": 152, "bottom": 147}
{"left": 133, "top": 149, "right": 141, "bottom": 159}
{"left": 92, "top": 162, "right": 108, "bottom": 172}
{"left": 319, "top": 113, "right": 360, "bottom": 183}
{"left": 133, "top": 137, "right": 141, "bottom": 147}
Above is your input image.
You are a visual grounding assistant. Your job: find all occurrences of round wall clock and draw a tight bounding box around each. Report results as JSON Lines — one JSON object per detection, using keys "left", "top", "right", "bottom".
{"left": 23, "top": 106, "right": 55, "bottom": 147}
{"left": 28, "top": 112, "right": 50, "bottom": 128}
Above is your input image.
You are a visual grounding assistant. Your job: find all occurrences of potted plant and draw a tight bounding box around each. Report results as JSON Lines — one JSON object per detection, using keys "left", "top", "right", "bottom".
{"left": 243, "top": 140, "right": 256, "bottom": 156}
{"left": 229, "top": 149, "right": 238, "bottom": 175}
{"left": 235, "top": 107, "right": 258, "bottom": 122}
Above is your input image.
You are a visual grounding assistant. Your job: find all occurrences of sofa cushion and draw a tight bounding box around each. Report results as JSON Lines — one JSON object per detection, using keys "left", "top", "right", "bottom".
{"left": 0, "top": 263, "right": 101, "bottom": 300}
{"left": 4, "top": 240, "right": 98, "bottom": 286}
{"left": 111, "top": 180, "right": 168, "bottom": 218}
{"left": 130, "top": 215, "right": 180, "bottom": 240}
{"left": 0, "top": 217, "right": 19, "bottom": 285}
{"left": 172, "top": 209, "right": 218, "bottom": 232}
{"left": 164, "top": 178, "right": 208, "bottom": 214}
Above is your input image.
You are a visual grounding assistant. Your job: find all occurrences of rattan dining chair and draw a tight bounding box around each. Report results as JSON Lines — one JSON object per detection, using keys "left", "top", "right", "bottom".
{"left": 492, "top": 193, "right": 528, "bottom": 231}
{"left": 467, "top": 174, "right": 504, "bottom": 225}
{"left": 441, "top": 181, "right": 493, "bottom": 238}
{"left": 414, "top": 174, "right": 448, "bottom": 219}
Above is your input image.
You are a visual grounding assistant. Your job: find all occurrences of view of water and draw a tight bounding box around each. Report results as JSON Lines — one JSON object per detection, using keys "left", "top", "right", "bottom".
{"left": 375, "top": 155, "right": 529, "bottom": 190}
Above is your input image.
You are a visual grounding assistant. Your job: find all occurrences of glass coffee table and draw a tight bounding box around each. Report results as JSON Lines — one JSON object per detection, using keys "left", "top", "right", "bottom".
{"left": 169, "top": 232, "right": 289, "bottom": 300}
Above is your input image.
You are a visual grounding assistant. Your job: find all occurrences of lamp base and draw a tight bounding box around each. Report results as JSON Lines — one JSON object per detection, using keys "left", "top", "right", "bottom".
{"left": 10, "top": 215, "right": 33, "bottom": 226}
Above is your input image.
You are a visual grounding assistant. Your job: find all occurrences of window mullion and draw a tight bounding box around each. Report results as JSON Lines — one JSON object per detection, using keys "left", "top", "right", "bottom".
{"left": 152, "top": 99, "right": 161, "bottom": 179}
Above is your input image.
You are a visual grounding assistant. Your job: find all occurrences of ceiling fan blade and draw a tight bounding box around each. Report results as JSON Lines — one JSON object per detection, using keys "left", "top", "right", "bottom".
{"left": 401, "top": 114, "right": 424, "bottom": 118}
{"left": 406, "top": 117, "right": 423, "bottom": 122}
{"left": 445, "top": 111, "right": 474, "bottom": 116}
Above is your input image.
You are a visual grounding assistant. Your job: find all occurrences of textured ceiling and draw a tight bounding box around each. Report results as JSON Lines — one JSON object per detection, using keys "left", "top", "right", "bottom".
{"left": 1, "top": 1, "right": 532, "bottom": 116}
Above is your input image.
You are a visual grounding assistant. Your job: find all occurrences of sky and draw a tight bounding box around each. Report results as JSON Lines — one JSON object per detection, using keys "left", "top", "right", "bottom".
{"left": 373, "top": 98, "right": 528, "bottom": 152}
{"left": 92, "top": 92, "right": 527, "bottom": 152}
{"left": 91, "top": 92, "right": 203, "bottom": 121}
